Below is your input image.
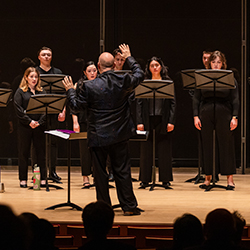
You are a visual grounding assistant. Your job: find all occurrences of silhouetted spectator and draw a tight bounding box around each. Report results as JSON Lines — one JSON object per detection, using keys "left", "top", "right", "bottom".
{"left": 171, "top": 213, "right": 204, "bottom": 250}
{"left": 232, "top": 211, "right": 248, "bottom": 249}
{"left": 189, "top": 208, "right": 242, "bottom": 250}
{"left": 19, "top": 212, "right": 58, "bottom": 250}
{"left": 0, "top": 204, "right": 26, "bottom": 250}
{"left": 36, "top": 218, "right": 58, "bottom": 250}
{"left": 79, "top": 200, "right": 136, "bottom": 250}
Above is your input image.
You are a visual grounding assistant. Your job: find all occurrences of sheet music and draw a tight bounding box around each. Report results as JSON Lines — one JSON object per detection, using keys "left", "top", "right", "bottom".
{"left": 45, "top": 130, "right": 71, "bottom": 139}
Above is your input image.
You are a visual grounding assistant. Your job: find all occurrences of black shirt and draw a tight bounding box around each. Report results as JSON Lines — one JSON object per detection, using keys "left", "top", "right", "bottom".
{"left": 193, "top": 79, "right": 239, "bottom": 117}
{"left": 14, "top": 87, "right": 46, "bottom": 126}
{"left": 36, "top": 66, "right": 62, "bottom": 75}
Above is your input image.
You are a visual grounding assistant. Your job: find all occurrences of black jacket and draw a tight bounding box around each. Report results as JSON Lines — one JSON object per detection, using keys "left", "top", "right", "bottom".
{"left": 66, "top": 56, "right": 144, "bottom": 147}
{"left": 136, "top": 95, "right": 176, "bottom": 134}
{"left": 14, "top": 87, "right": 46, "bottom": 126}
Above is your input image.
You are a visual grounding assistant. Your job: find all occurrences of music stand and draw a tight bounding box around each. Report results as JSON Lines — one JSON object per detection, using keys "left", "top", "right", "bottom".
{"left": 181, "top": 69, "right": 196, "bottom": 89}
{"left": 0, "top": 88, "right": 12, "bottom": 192}
{"left": 40, "top": 74, "right": 67, "bottom": 93}
{"left": 181, "top": 69, "right": 205, "bottom": 184}
{"left": 135, "top": 79, "right": 174, "bottom": 191}
{"left": 45, "top": 130, "right": 86, "bottom": 211}
{"left": 194, "top": 69, "right": 235, "bottom": 191}
{"left": 26, "top": 94, "right": 66, "bottom": 191}
{"left": 40, "top": 74, "right": 67, "bottom": 183}
{"left": 0, "top": 88, "right": 12, "bottom": 107}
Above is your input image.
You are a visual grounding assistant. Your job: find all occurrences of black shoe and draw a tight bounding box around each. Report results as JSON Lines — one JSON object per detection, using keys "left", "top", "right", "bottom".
{"left": 199, "top": 184, "right": 209, "bottom": 189}
{"left": 162, "top": 182, "right": 171, "bottom": 187}
{"left": 226, "top": 185, "right": 235, "bottom": 190}
{"left": 49, "top": 171, "right": 61, "bottom": 181}
{"left": 20, "top": 183, "right": 27, "bottom": 188}
{"left": 123, "top": 208, "right": 141, "bottom": 216}
{"left": 139, "top": 182, "right": 149, "bottom": 189}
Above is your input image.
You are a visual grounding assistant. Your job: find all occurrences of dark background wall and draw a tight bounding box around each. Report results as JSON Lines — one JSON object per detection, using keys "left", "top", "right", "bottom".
{"left": 0, "top": 0, "right": 243, "bottom": 167}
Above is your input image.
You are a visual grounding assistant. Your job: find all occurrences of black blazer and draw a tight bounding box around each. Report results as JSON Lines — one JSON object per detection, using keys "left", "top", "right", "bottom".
{"left": 67, "top": 56, "right": 144, "bottom": 147}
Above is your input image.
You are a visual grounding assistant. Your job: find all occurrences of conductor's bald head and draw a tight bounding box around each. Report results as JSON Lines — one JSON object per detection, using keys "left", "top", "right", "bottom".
{"left": 98, "top": 52, "right": 114, "bottom": 73}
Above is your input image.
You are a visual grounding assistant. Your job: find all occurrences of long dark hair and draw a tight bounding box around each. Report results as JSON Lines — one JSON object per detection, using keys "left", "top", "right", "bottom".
{"left": 82, "top": 61, "right": 97, "bottom": 80}
{"left": 145, "top": 56, "right": 171, "bottom": 80}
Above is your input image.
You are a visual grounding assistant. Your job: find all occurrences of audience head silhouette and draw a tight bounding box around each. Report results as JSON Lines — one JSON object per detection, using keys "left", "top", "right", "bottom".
{"left": 82, "top": 200, "right": 114, "bottom": 239}
{"left": 232, "top": 210, "right": 246, "bottom": 245}
{"left": 173, "top": 213, "right": 204, "bottom": 250}
{"left": 0, "top": 204, "right": 26, "bottom": 250}
{"left": 204, "top": 208, "right": 235, "bottom": 243}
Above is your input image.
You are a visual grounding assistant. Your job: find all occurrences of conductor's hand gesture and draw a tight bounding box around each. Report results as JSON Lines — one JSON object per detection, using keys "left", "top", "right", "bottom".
{"left": 119, "top": 44, "right": 131, "bottom": 59}
{"left": 62, "top": 76, "right": 74, "bottom": 91}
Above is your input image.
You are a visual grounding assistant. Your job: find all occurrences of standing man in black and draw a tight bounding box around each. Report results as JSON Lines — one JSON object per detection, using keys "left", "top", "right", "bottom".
{"left": 63, "top": 44, "right": 144, "bottom": 215}
{"left": 36, "top": 46, "right": 65, "bottom": 181}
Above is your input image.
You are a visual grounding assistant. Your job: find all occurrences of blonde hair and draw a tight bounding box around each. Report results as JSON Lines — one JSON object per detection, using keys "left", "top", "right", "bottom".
{"left": 20, "top": 67, "right": 43, "bottom": 92}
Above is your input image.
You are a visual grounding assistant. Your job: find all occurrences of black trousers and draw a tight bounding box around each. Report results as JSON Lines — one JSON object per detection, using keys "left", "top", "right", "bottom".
{"left": 139, "top": 116, "right": 173, "bottom": 183}
{"left": 31, "top": 114, "right": 61, "bottom": 173}
{"left": 17, "top": 123, "right": 46, "bottom": 181}
{"left": 79, "top": 123, "right": 92, "bottom": 176}
{"left": 90, "top": 141, "right": 138, "bottom": 212}
{"left": 200, "top": 102, "right": 236, "bottom": 175}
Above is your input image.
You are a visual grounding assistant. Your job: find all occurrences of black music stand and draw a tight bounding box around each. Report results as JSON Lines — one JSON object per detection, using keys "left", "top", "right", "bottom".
{"left": 45, "top": 130, "right": 85, "bottom": 211}
{"left": 194, "top": 69, "right": 235, "bottom": 192}
{"left": 26, "top": 94, "right": 66, "bottom": 191}
{"left": 0, "top": 88, "right": 12, "bottom": 192}
{"left": 41, "top": 74, "right": 67, "bottom": 183}
{"left": 135, "top": 79, "right": 174, "bottom": 191}
{"left": 40, "top": 74, "right": 67, "bottom": 93}
{"left": 0, "top": 88, "right": 12, "bottom": 107}
{"left": 181, "top": 69, "right": 205, "bottom": 184}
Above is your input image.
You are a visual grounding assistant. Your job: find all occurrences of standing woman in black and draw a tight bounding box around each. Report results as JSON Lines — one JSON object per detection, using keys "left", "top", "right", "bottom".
{"left": 14, "top": 67, "right": 46, "bottom": 188}
{"left": 136, "top": 57, "right": 176, "bottom": 188}
{"left": 72, "top": 61, "right": 97, "bottom": 187}
{"left": 193, "top": 51, "right": 239, "bottom": 189}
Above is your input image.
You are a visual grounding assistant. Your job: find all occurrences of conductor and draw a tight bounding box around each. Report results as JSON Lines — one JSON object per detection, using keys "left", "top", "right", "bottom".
{"left": 63, "top": 44, "right": 144, "bottom": 216}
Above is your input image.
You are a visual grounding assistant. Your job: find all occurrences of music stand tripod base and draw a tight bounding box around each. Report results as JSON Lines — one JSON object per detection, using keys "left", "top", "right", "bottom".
{"left": 204, "top": 184, "right": 229, "bottom": 192}
{"left": 28, "top": 183, "right": 63, "bottom": 190}
{"left": 45, "top": 202, "right": 82, "bottom": 211}
{"left": 45, "top": 130, "right": 86, "bottom": 210}
{"left": 47, "top": 177, "right": 63, "bottom": 184}
{"left": 185, "top": 174, "right": 205, "bottom": 184}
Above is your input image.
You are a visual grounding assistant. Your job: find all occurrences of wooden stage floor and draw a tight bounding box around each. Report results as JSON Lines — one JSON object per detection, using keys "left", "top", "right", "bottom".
{"left": 0, "top": 166, "right": 250, "bottom": 225}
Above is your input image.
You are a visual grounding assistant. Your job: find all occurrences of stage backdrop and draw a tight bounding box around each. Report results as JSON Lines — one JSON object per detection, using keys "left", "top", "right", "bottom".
{"left": 0, "top": 0, "right": 242, "bottom": 168}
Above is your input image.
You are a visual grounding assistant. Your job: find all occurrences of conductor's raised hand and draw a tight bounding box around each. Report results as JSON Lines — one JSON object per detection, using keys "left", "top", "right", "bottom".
{"left": 119, "top": 44, "right": 131, "bottom": 59}
{"left": 194, "top": 116, "right": 202, "bottom": 130}
{"left": 62, "top": 76, "right": 74, "bottom": 91}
